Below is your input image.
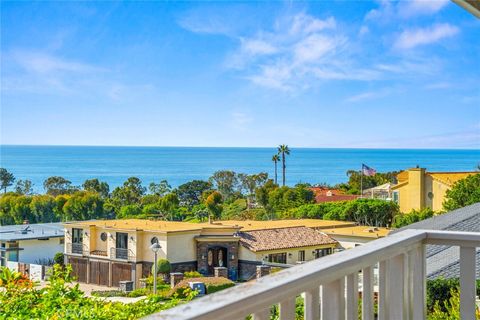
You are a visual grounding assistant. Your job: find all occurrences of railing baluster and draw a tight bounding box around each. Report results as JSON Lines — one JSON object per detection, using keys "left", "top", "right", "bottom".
{"left": 459, "top": 246, "right": 476, "bottom": 320}
{"left": 346, "top": 272, "right": 359, "bottom": 320}
{"left": 378, "top": 260, "right": 388, "bottom": 320}
{"left": 279, "top": 297, "right": 296, "bottom": 320}
{"left": 304, "top": 286, "right": 320, "bottom": 320}
{"left": 252, "top": 307, "right": 270, "bottom": 320}
{"left": 362, "top": 266, "right": 374, "bottom": 320}
{"left": 321, "top": 277, "right": 345, "bottom": 319}
{"left": 408, "top": 245, "right": 426, "bottom": 320}
{"left": 387, "top": 254, "right": 405, "bottom": 319}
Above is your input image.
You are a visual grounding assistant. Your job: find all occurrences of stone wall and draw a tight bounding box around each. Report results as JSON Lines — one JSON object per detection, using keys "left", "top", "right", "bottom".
{"left": 171, "top": 261, "right": 197, "bottom": 273}
{"left": 238, "top": 260, "right": 262, "bottom": 281}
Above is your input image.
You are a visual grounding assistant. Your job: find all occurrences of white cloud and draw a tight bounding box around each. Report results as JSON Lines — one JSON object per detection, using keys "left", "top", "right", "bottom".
{"left": 366, "top": 0, "right": 450, "bottom": 21}
{"left": 240, "top": 38, "right": 278, "bottom": 56}
{"left": 399, "top": 0, "right": 450, "bottom": 17}
{"left": 289, "top": 14, "right": 336, "bottom": 35}
{"left": 394, "top": 23, "right": 459, "bottom": 49}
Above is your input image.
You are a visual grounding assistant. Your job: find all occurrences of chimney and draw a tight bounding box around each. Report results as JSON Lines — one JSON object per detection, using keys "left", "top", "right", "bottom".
{"left": 408, "top": 167, "right": 426, "bottom": 210}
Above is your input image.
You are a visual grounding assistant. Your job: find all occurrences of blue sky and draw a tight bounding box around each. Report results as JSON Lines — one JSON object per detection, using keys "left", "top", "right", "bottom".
{"left": 1, "top": 1, "right": 479, "bottom": 148}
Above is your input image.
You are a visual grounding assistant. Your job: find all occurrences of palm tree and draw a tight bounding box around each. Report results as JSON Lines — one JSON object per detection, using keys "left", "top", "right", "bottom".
{"left": 271, "top": 155, "right": 280, "bottom": 185}
{"left": 277, "top": 145, "right": 290, "bottom": 186}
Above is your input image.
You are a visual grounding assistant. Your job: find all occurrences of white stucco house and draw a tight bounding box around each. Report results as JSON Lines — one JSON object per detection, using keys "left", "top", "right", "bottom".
{"left": 0, "top": 223, "right": 64, "bottom": 266}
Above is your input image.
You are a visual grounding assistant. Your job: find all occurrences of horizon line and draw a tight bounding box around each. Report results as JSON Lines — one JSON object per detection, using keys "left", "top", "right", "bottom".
{"left": 1, "top": 144, "right": 479, "bottom": 151}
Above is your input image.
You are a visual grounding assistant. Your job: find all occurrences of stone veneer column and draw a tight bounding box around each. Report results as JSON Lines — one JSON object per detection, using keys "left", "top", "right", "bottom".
{"left": 256, "top": 265, "right": 271, "bottom": 279}
{"left": 214, "top": 267, "right": 228, "bottom": 278}
{"left": 170, "top": 272, "right": 184, "bottom": 288}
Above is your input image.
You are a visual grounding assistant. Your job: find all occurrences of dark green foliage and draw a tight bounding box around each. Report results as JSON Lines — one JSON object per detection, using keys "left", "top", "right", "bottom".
{"left": 54, "top": 252, "right": 64, "bottom": 266}
{"left": 82, "top": 179, "right": 110, "bottom": 198}
{"left": 209, "top": 171, "right": 240, "bottom": 202}
{"left": 443, "top": 173, "right": 480, "bottom": 211}
{"left": 152, "top": 259, "right": 171, "bottom": 275}
{"left": 426, "top": 277, "right": 480, "bottom": 312}
{"left": 43, "top": 176, "right": 75, "bottom": 196}
{"left": 171, "top": 277, "right": 234, "bottom": 297}
{"left": 338, "top": 170, "right": 399, "bottom": 194}
{"left": 205, "top": 191, "right": 223, "bottom": 219}
{"left": 175, "top": 180, "right": 212, "bottom": 208}
{"left": 392, "top": 208, "right": 435, "bottom": 228}
{"left": 15, "top": 179, "right": 34, "bottom": 195}
{"left": 0, "top": 168, "right": 15, "bottom": 194}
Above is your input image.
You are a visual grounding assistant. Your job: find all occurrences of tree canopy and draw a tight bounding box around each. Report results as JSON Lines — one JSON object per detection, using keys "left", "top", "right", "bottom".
{"left": 443, "top": 173, "right": 480, "bottom": 211}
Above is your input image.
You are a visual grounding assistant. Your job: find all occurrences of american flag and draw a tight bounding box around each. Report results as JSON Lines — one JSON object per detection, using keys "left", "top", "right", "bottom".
{"left": 362, "top": 164, "right": 376, "bottom": 176}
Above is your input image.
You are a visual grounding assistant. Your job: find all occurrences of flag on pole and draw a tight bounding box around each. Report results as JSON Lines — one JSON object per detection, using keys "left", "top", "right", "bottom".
{"left": 362, "top": 164, "right": 376, "bottom": 176}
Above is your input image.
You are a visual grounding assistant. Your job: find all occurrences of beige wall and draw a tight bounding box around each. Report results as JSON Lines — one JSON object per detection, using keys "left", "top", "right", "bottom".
{"left": 166, "top": 233, "right": 197, "bottom": 263}
{"left": 329, "top": 235, "right": 373, "bottom": 249}
{"left": 137, "top": 232, "right": 167, "bottom": 262}
{"left": 240, "top": 244, "right": 336, "bottom": 265}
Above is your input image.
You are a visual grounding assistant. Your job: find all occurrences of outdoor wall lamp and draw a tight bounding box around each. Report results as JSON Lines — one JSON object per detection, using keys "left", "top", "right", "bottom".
{"left": 201, "top": 254, "right": 206, "bottom": 260}
{"left": 288, "top": 253, "right": 292, "bottom": 257}
{"left": 230, "top": 254, "right": 235, "bottom": 260}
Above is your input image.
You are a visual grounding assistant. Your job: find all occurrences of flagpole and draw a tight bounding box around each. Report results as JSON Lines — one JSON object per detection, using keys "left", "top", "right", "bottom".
{"left": 360, "top": 164, "right": 363, "bottom": 198}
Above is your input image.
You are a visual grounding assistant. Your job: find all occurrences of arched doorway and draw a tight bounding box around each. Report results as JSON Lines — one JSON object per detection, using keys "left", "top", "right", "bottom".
{"left": 207, "top": 246, "right": 227, "bottom": 275}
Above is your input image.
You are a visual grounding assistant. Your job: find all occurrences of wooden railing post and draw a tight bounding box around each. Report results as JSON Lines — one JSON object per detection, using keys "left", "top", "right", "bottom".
{"left": 279, "top": 297, "right": 296, "bottom": 320}
{"left": 387, "top": 254, "right": 405, "bottom": 319}
{"left": 252, "top": 307, "right": 270, "bottom": 320}
{"left": 321, "top": 277, "right": 345, "bottom": 319}
{"left": 304, "top": 286, "right": 320, "bottom": 320}
{"left": 346, "top": 272, "right": 359, "bottom": 320}
{"left": 459, "top": 246, "right": 476, "bottom": 320}
{"left": 408, "top": 245, "right": 426, "bottom": 320}
{"left": 362, "top": 266, "right": 374, "bottom": 320}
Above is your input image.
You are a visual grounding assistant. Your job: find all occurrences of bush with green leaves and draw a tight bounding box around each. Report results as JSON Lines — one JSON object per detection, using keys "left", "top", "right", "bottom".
{"left": 392, "top": 208, "right": 435, "bottom": 228}
{"left": 0, "top": 264, "right": 194, "bottom": 319}
{"left": 184, "top": 271, "right": 203, "bottom": 278}
{"left": 152, "top": 259, "right": 171, "bottom": 275}
{"left": 171, "top": 277, "right": 235, "bottom": 297}
{"left": 54, "top": 252, "right": 65, "bottom": 266}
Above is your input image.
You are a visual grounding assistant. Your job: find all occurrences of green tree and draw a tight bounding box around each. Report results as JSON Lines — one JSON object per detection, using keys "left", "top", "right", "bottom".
{"left": 43, "top": 176, "right": 73, "bottom": 196}
{"left": 443, "top": 173, "right": 480, "bottom": 211}
{"left": 209, "top": 171, "right": 239, "bottom": 202}
{"left": 15, "top": 180, "right": 34, "bottom": 195}
{"left": 271, "top": 155, "right": 280, "bottom": 185}
{"left": 160, "top": 193, "right": 180, "bottom": 220}
{"left": 392, "top": 208, "right": 435, "bottom": 228}
{"left": 277, "top": 145, "right": 290, "bottom": 186}
{"left": 118, "top": 204, "right": 143, "bottom": 219}
{"left": 110, "top": 177, "right": 146, "bottom": 212}
{"left": 30, "top": 195, "right": 57, "bottom": 223}
{"left": 255, "top": 179, "right": 277, "bottom": 209}
{"left": 82, "top": 179, "right": 110, "bottom": 198}
{"left": 0, "top": 168, "right": 15, "bottom": 194}
{"left": 175, "top": 180, "right": 212, "bottom": 208}
{"left": 341, "top": 170, "right": 398, "bottom": 195}
{"left": 149, "top": 180, "right": 171, "bottom": 197}
{"left": 205, "top": 191, "right": 223, "bottom": 220}
{"left": 238, "top": 173, "right": 268, "bottom": 208}
{"left": 62, "top": 191, "right": 105, "bottom": 221}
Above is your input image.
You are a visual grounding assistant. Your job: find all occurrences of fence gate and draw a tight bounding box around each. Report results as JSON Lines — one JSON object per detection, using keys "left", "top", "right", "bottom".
{"left": 68, "top": 257, "right": 88, "bottom": 283}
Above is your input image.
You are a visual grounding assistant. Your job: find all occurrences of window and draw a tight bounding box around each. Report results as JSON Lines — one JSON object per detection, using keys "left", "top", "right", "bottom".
{"left": 268, "top": 253, "right": 287, "bottom": 264}
{"left": 59, "top": 238, "right": 64, "bottom": 245}
{"left": 100, "top": 232, "right": 107, "bottom": 242}
{"left": 298, "top": 250, "right": 305, "bottom": 262}
{"left": 72, "top": 228, "right": 83, "bottom": 244}
{"left": 393, "top": 191, "right": 399, "bottom": 203}
{"left": 314, "top": 248, "right": 332, "bottom": 259}
{"left": 8, "top": 250, "right": 19, "bottom": 262}
{"left": 116, "top": 233, "right": 128, "bottom": 249}
{"left": 151, "top": 237, "right": 159, "bottom": 245}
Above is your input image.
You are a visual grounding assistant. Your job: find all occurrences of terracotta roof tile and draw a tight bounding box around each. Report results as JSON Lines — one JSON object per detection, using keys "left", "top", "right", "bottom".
{"left": 239, "top": 226, "right": 337, "bottom": 252}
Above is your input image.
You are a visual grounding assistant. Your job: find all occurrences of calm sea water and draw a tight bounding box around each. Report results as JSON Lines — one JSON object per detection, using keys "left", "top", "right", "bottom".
{"left": 0, "top": 145, "right": 479, "bottom": 193}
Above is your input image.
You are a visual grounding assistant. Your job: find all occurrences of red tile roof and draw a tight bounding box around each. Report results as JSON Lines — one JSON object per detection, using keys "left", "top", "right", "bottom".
{"left": 310, "top": 187, "right": 359, "bottom": 203}
{"left": 239, "top": 226, "right": 337, "bottom": 252}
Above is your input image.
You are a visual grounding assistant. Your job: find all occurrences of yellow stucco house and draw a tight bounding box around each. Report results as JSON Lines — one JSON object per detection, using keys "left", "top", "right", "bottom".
{"left": 64, "top": 219, "right": 355, "bottom": 288}
{"left": 391, "top": 168, "right": 476, "bottom": 213}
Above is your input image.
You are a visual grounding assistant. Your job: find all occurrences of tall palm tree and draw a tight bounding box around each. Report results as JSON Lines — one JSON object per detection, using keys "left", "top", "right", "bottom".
{"left": 271, "top": 155, "right": 280, "bottom": 185}
{"left": 277, "top": 145, "right": 290, "bottom": 186}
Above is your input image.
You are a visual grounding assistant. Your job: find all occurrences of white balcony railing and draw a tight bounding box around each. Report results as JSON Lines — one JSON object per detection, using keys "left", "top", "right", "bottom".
{"left": 147, "top": 229, "right": 479, "bottom": 320}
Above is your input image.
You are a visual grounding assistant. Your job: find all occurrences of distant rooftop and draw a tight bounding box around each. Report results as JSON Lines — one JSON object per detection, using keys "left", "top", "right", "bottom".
{"left": 0, "top": 223, "right": 64, "bottom": 241}
{"left": 321, "top": 225, "right": 391, "bottom": 238}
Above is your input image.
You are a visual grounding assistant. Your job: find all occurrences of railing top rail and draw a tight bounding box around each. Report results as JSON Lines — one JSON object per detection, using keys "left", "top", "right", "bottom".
{"left": 146, "top": 229, "right": 426, "bottom": 320}
{"left": 147, "top": 229, "right": 480, "bottom": 320}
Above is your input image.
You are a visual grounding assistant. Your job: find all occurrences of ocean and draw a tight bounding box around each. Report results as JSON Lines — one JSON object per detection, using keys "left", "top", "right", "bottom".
{"left": 0, "top": 145, "right": 479, "bottom": 193}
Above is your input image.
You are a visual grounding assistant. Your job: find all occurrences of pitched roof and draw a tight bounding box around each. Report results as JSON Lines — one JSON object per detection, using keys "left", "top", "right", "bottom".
{"left": 310, "top": 187, "right": 360, "bottom": 203}
{"left": 239, "top": 226, "right": 337, "bottom": 252}
{"left": 392, "top": 202, "right": 480, "bottom": 279}
{"left": 213, "top": 219, "right": 355, "bottom": 231}
{"left": 321, "top": 226, "right": 391, "bottom": 238}
{"left": 428, "top": 172, "right": 476, "bottom": 186}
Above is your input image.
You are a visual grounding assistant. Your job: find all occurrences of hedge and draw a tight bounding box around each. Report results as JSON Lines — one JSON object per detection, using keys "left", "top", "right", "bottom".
{"left": 171, "top": 277, "right": 235, "bottom": 297}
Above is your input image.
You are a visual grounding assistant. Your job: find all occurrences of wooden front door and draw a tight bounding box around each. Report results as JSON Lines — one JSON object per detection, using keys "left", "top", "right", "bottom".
{"left": 89, "top": 261, "right": 109, "bottom": 286}
{"left": 207, "top": 246, "right": 227, "bottom": 275}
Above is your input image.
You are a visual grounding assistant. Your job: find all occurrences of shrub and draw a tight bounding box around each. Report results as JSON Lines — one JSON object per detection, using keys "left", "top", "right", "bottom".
{"left": 184, "top": 271, "right": 203, "bottom": 278}
{"left": 54, "top": 252, "right": 65, "bottom": 266}
{"left": 91, "top": 290, "right": 125, "bottom": 297}
{"left": 152, "top": 259, "right": 171, "bottom": 275}
{"left": 393, "top": 208, "right": 435, "bottom": 228}
{"left": 171, "top": 277, "right": 235, "bottom": 297}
